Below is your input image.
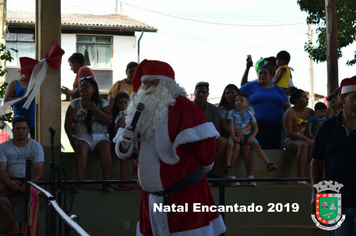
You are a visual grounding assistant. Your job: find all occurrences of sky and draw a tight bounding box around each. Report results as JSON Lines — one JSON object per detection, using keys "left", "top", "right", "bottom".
{"left": 7, "top": 0, "right": 356, "bottom": 99}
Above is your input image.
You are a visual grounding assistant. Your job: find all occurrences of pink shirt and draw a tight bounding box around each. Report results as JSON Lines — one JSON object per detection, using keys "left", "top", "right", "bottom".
{"left": 0, "top": 130, "right": 10, "bottom": 144}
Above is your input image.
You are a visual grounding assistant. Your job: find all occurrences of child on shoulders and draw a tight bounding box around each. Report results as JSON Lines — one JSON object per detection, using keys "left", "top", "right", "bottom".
{"left": 307, "top": 102, "right": 327, "bottom": 140}
{"left": 272, "top": 50, "right": 292, "bottom": 94}
{"left": 224, "top": 93, "right": 277, "bottom": 187}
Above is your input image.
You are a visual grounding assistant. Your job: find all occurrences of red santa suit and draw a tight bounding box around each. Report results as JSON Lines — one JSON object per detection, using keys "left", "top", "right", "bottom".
{"left": 115, "top": 59, "right": 226, "bottom": 236}
{"left": 117, "top": 96, "right": 226, "bottom": 236}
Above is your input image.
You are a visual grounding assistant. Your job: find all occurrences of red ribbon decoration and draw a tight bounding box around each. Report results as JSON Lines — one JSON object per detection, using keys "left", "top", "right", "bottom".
{"left": 20, "top": 43, "right": 65, "bottom": 78}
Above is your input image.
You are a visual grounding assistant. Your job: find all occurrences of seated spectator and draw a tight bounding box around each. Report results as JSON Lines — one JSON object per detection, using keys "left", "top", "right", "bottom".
{"left": 193, "top": 82, "right": 227, "bottom": 179}
{"left": 326, "top": 87, "right": 343, "bottom": 119}
{"left": 64, "top": 76, "right": 113, "bottom": 193}
{"left": 0, "top": 116, "right": 44, "bottom": 235}
{"left": 307, "top": 102, "right": 327, "bottom": 140}
{"left": 218, "top": 84, "right": 255, "bottom": 186}
{"left": 0, "top": 121, "right": 10, "bottom": 144}
{"left": 61, "top": 52, "right": 96, "bottom": 101}
{"left": 4, "top": 69, "right": 35, "bottom": 138}
{"left": 240, "top": 65, "right": 290, "bottom": 149}
{"left": 107, "top": 61, "right": 138, "bottom": 107}
{"left": 283, "top": 87, "right": 315, "bottom": 185}
{"left": 225, "top": 93, "right": 278, "bottom": 186}
{"left": 111, "top": 92, "right": 137, "bottom": 191}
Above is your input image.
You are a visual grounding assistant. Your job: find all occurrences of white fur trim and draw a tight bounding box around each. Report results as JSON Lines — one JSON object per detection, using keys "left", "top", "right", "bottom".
{"left": 138, "top": 136, "right": 164, "bottom": 192}
{"left": 114, "top": 127, "right": 135, "bottom": 160}
{"left": 202, "top": 163, "right": 214, "bottom": 173}
{"left": 136, "top": 222, "right": 143, "bottom": 236}
{"left": 149, "top": 194, "right": 170, "bottom": 236}
{"left": 341, "top": 84, "right": 356, "bottom": 94}
{"left": 171, "top": 122, "right": 219, "bottom": 163}
{"left": 141, "top": 75, "right": 174, "bottom": 81}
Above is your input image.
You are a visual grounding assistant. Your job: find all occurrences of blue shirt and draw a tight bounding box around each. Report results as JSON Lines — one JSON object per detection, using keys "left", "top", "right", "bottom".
{"left": 239, "top": 82, "right": 288, "bottom": 124}
{"left": 309, "top": 115, "right": 327, "bottom": 135}
{"left": 227, "top": 109, "right": 256, "bottom": 135}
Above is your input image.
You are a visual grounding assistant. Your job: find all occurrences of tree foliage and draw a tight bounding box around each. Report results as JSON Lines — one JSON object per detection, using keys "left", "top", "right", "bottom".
{"left": 0, "top": 44, "right": 17, "bottom": 121}
{"left": 297, "top": 0, "right": 356, "bottom": 65}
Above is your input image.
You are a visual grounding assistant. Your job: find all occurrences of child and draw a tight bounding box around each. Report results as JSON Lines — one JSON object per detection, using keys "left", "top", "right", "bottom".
{"left": 307, "top": 102, "right": 327, "bottom": 140}
{"left": 272, "top": 50, "right": 292, "bottom": 93}
{"left": 0, "top": 121, "right": 9, "bottom": 144}
{"left": 224, "top": 93, "right": 277, "bottom": 186}
{"left": 111, "top": 92, "right": 137, "bottom": 191}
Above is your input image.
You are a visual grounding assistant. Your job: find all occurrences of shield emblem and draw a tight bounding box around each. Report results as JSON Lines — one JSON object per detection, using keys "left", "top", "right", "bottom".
{"left": 315, "top": 193, "right": 342, "bottom": 225}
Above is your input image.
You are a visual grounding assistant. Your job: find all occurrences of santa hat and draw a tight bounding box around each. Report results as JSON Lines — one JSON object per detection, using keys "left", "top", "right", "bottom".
{"left": 340, "top": 78, "right": 356, "bottom": 95}
{"left": 132, "top": 59, "right": 175, "bottom": 92}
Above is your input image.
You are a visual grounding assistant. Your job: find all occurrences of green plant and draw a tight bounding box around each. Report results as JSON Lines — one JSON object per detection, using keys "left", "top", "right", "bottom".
{"left": 0, "top": 43, "right": 17, "bottom": 122}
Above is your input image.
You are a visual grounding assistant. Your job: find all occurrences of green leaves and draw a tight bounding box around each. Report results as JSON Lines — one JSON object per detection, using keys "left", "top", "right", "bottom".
{"left": 0, "top": 43, "right": 17, "bottom": 122}
{"left": 297, "top": 0, "right": 356, "bottom": 65}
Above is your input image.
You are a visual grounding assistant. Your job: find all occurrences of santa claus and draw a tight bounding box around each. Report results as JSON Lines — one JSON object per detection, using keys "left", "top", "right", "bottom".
{"left": 114, "top": 59, "right": 226, "bottom": 236}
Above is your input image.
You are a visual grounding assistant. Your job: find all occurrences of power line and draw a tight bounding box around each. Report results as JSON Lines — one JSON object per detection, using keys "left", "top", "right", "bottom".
{"left": 120, "top": 1, "right": 305, "bottom": 27}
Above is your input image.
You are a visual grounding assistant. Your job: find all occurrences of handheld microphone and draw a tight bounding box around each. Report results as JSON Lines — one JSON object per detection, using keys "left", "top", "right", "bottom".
{"left": 129, "top": 102, "right": 145, "bottom": 131}
{"left": 48, "top": 127, "right": 55, "bottom": 135}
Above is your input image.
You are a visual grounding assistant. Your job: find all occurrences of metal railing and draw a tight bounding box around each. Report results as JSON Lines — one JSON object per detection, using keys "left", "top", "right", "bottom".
{"left": 25, "top": 157, "right": 311, "bottom": 235}
{"left": 26, "top": 181, "right": 89, "bottom": 236}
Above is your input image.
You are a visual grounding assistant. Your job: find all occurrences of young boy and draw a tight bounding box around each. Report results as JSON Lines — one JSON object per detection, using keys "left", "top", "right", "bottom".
{"left": 307, "top": 102, "right": 327, "bottom": 140}
{"left": 224, "top": 93, "right": 277, "bottom": 187}
{"left": 272, "top": 50, "right": 292, "bottom": 93}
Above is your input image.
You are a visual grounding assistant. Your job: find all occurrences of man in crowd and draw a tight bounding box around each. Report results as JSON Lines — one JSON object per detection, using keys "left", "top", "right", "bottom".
{"left": 194, "top": 82, "right": 227, "bottom": 180}
{"left": 311, "top": 78, "right": 356, "bottom": 235}
{"left": 61, "top": 52, "right": 97, "bottom": 101}
{"left": 114, "top": 59, "right": 226, "bottom": 235}
{"left": 0, "top": 116, "right": 44, "bottom": 235}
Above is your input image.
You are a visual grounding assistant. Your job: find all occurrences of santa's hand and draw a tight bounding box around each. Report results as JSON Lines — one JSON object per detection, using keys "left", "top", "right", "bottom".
{"left": 120, "top": 126, "right": 135, "bottom": 150}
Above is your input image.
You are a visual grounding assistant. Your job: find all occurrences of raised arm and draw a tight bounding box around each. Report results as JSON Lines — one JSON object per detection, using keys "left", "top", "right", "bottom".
{"left": 241, "top": 59, "right": 253, "bottom": 86}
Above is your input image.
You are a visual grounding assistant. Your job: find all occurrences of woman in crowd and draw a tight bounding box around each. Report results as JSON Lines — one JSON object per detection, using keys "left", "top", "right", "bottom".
{"left": 218, "top": 84, "right": 255, "bottom": 186}
{"left": 4, "top": 69, "right": 35, "bottom": 138}
{"left": 325, "top": 87, "right": 342, "bottom": 119}
{"left": 65, "top": 76, "right": 113, "bottom": 192}
{"left": 283, "top": 87, "right": 315, "bottom": 185}
{"left": 107, "top": 61, "right": 138, "bottom": 107}
{"left": 239, "top": 65, "right": 290, "bottom": 149}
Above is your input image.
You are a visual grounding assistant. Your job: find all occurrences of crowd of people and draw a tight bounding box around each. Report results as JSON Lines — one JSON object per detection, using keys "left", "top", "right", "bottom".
{"left": 1, "top": 50, "right": 356, "bottom": 235}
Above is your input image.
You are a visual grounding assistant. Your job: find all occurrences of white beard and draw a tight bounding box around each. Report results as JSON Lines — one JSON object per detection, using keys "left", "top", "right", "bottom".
{"left": 126, "top": 79, "right": 187, "bottom": 140}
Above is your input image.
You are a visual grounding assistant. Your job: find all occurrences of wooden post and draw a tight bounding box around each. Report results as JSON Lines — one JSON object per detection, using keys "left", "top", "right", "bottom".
{"left": 325, "top": 0, "right": 339, "bottom": 96}
{"left": 35, "top": 0, "right": 61, "bottom": 166}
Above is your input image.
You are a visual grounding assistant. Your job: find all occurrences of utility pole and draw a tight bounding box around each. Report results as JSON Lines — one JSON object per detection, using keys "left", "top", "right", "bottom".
{"left": 325, "top": 0, "right": 338, "bottom": 96}
{"left": 308, "top": 21, "right": 315, "bottom": 108}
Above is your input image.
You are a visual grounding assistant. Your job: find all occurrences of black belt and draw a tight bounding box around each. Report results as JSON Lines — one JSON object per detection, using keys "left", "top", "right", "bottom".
{"left": 151, "top": 165, "right": 203, "bottom": 204}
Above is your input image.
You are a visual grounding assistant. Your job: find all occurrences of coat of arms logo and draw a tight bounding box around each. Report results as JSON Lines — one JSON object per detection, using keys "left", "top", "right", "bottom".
{"left": 311, "top": 180, "right": 346, "bottom": 231}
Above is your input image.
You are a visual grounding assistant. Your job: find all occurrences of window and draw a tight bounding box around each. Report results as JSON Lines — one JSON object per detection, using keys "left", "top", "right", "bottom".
{"left": 6, "top": 33, "right": 36, "bottom": 67}
{"left": 77, "top": 36, "right": 112, "bottom": 69}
